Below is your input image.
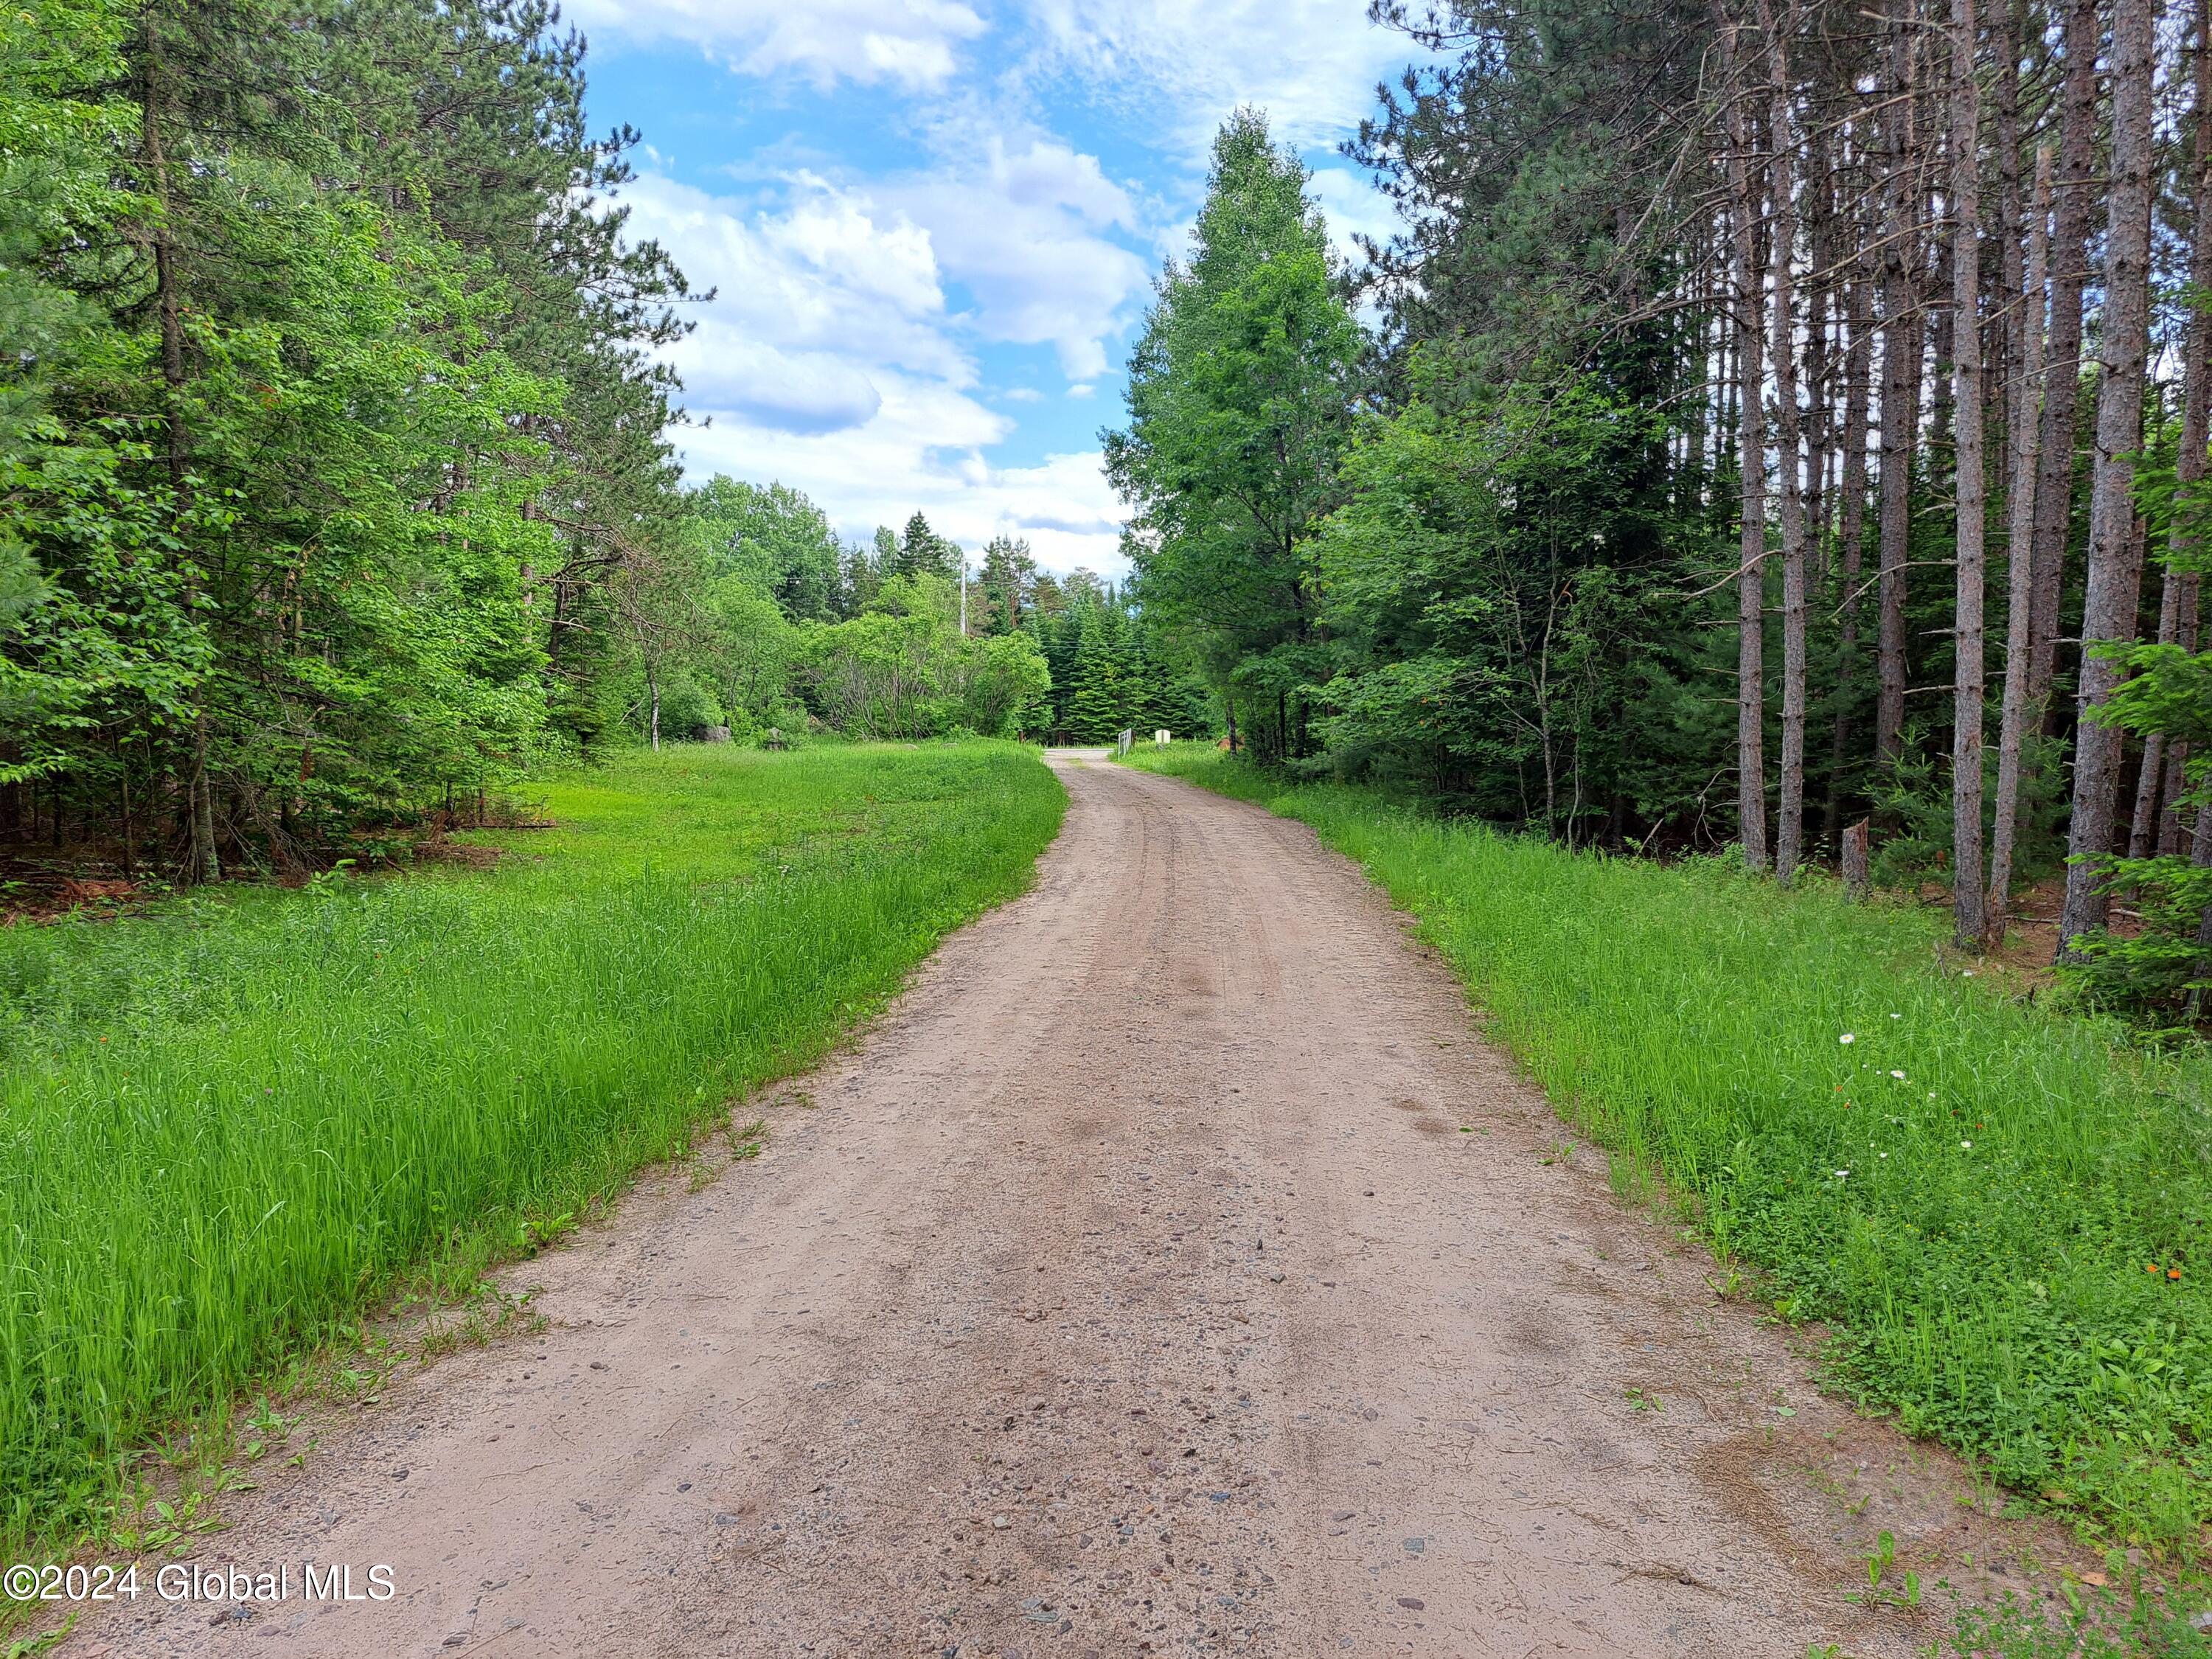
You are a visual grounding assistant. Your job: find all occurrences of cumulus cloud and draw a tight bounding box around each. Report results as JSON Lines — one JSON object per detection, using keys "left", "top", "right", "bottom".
{"left": 885, "top": 131, "right": 1148, "bottom": 379}
{"left": 619, "top": 169, "right": 965, "bottom": 430}
{"left": 564, "top": 0, "right": 987, "bottom": 90}
{"left": 1015, "top": 0, "right": 1410, "bottom": 156}
{"left": 608, "top": 167, "right": 1125, "bottom": 568}
{"left": 1305, "top": 162, "right": 1402, "bottom": 265}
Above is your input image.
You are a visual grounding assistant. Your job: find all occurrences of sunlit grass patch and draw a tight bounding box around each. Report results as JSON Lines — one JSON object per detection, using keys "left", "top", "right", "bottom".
{"left": 0, "top": 741, "right": 1062, "bottom": 1551}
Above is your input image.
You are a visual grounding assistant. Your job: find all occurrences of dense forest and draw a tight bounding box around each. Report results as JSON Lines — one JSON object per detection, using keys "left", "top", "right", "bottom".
{"left": 1104, "top": 0, "right": 2212, "bottom": 1000}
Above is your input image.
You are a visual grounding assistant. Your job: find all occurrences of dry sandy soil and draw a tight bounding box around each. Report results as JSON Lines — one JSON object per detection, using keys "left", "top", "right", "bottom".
{"left": 76, "top": 753, "right": 2096, "bottom": 1659}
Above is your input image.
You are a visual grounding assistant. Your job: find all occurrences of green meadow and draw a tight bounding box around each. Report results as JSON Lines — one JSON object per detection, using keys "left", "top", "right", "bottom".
{"left": 0, "top": 742, "right": 1063, "bottom": 1548}
{"left": 1123, "top": 743, "right": 2212, "bottom": 1553}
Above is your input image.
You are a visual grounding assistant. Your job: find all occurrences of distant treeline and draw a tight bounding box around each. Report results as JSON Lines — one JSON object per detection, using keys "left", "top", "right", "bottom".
{"left": 644, "top": 487, "right": 1214, "bottom": 751}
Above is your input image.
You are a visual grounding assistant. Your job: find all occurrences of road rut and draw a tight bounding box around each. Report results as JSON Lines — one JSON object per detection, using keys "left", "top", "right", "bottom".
{"left": 88, "top": 754, "right": 2028, "bottom": 1658}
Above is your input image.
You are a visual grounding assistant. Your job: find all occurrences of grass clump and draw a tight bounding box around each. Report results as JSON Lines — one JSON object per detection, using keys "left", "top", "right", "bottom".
{"left": 0, "top": 741, "right": 1062, "bottom": 1549}
{"left": 1124, "top": 742, "right": 2212, "bottom": 1553}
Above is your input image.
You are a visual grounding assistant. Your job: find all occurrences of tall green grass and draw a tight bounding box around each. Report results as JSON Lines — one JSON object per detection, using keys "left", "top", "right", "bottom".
{"left": 1126, "top": 744, "right": 2212, "bottom": 1551}
{"left": 0, "top": 742, "right": 1063, "bottom": 1545}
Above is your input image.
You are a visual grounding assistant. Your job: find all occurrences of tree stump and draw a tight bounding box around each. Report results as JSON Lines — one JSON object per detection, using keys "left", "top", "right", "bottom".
{"left": 1842, "top": 818, "right": 1871, "bottom": 900}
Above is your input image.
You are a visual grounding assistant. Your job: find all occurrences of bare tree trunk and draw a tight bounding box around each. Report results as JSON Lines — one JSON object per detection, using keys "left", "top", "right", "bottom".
{"left": 1987, "top": 143, "right": 2052, "bottom": 941}
{"left": 2178, "top": 1, "right": 2212, "bottom": 880}
{"left": 2131, "top": 581, "right": 2183, "bottom": 856}
{"left": 2028, "top": 0, "right": 2102, "bottom": 710}
{"left": 647, "top": 658, "right": 661, "bottom": 752}
{"left": 1949, "top": 0, "right": 1988, "bottom": 947}
{"left": 1758, "top": 0, "right": 1810, "bottom": 881}
{"left": 2058, "top": 0, "right": 2157, "bottom": 954}
{"left": 2138, "top": 6, "right": 2212, "bottom": 862}
{"left": 1716, "top": 15, "right": 1771, "bottom": 868}
{"left": 1826, "top": 262, "right": 1876, "bottom": 841}
{"left": 190, "top": 719, "right": 220, "bottom": 886}
{"left": 1875, "top": 0, "right": 1921, "bottom": 767}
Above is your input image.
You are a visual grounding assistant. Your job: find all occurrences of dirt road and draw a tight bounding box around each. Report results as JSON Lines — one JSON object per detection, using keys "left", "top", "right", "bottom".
{"left": 87, "top": 754, "right": 2048, "bottom": 1658}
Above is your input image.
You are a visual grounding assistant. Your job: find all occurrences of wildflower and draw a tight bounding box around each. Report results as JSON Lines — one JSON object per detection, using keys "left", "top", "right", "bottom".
{"left": 1889, "top": 1013, "right": 1902, "bottom": 1020}
{"left": 2171, "top": 1268, "right": 2183, "bottom": 1281}
{"left": 1834, "top": 1169, "right": 1850, "bottom": 1180}
{"left": 1878, "top": 1152, "right": 1888, "bottom": 1159}
{"left": 1960, "top": 1141, "right": 1972, "bottom": 1150}
{"left": 2149, "top": 1262, "right": 2163, "bottom": 1276}
{"left": 1840, "top": 1033, "right": 1856, "bottom": 1045}
{"left": 1962, "top": 969, "right": 1976, "bottom": 978}
{"left": 1890, "top": 1070, "right": 1906, "bottom": 1081}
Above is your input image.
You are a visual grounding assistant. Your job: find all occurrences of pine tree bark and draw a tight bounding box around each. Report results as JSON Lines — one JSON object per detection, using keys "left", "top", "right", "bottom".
{"left": 139, "top": 11, "right": 220, "bottom": 884}
{"left": 1949, "top": 0, "right": 1988, "bottom": 947}
{"left": 1987, "top": 143, "right": 2051, "bottom": 941}
{"left": 1717, "top": 30, "right": 1771, "bottom": 868}
{"left": 1874, "top": 0, "right": 1921, "bottom": 766}
{"left": 2058, "top": 0, "right": 2157, "bottom": 954}
{"left": 1758, "top": 0, "right": 1810, "bottom": 882}
{"left": 2136, "top": 8, "right": 2212, "bottom": 860}
{"left": 1827, "top": 260, "right": 1877, "bottom": 841}
{"left": 2027, "top": 0, "right": 2102, "bottom": 709}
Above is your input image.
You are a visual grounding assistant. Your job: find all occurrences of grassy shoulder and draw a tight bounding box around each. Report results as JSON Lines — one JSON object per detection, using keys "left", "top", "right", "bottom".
{"left": 0, "top": 740, "right": 1064, "bottom": 1552}
{"left": 1123, "top": 742, "right": 2212, "bottom": 1556}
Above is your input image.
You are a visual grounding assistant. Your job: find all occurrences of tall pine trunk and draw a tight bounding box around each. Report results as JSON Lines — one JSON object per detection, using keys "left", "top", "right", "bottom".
{"left": 1717, "top": 10, "right": 1771, "bottom": 867}
{"left": 1759, "top": 0, "right": 1811, "bottom": 880}
{"left": 1987, "top": 143, "right": 2052, "bottom": 939}
{"left": 1949, "top": 0, "right": 1988, "bottom": 947}
{"left": 2135, "top": 12, "right": 2212, "bottom": 859}
{"left": 1874, "top": 0, "right": 1921, "bottom": 766}
{"left": 2027, "top": 0, "right": 2102, "bottom": 709}
{"left": 2058, "top": 0, "right": 2157, "bottom": 954}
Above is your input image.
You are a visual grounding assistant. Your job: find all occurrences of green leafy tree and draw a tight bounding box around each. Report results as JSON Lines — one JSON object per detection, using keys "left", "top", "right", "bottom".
{"left": 684, "top": 478, "right": 843, "bottom": 622}
{"left": 1103, "top": 109, "right": 1360, "bottom": 764}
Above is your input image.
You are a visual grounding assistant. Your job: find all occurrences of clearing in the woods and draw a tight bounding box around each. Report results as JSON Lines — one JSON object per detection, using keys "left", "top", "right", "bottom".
{"left": 34, "top": 750, "right": 2205, "bottom": 1659}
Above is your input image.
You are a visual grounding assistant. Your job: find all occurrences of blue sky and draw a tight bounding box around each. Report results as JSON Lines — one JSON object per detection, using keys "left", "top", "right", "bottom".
{"left": 565, "top": 0, "right": 1428, "bottom": 574}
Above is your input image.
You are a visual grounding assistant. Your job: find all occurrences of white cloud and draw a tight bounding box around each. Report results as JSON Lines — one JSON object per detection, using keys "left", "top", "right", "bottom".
{"left": 1306, "top": 162, "right": 1402, "bottom": 265}
{"left": 564, "top": 0, "right": 987, "bottom": 90}
{"left": 611, "top": 167, "right": 1125, "bottom": 571}
{"left": 884, "top": 131, "right": 1148, "bottom": 378}
{"left": 1015, "top": 0, "right": 1410, "bottom": 156}
{"left": 621, "top": 170, "right": 964, "bottom": 428}
{"left": 574, "top": 0, "right": 1434, "bottom": 574}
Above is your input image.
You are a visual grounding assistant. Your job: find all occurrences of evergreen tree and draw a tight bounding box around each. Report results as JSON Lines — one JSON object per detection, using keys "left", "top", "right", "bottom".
{"left": 1064, "top": 627, "right": 1124, "bottom": 742}
{"left": 895, "top": 512, "right": 957, "bottom": 581}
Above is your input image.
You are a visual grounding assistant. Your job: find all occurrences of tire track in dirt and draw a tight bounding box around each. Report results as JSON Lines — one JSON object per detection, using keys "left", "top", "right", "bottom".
{"left": 79, "top": 754, "right": 2087, "bottom": 1659}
